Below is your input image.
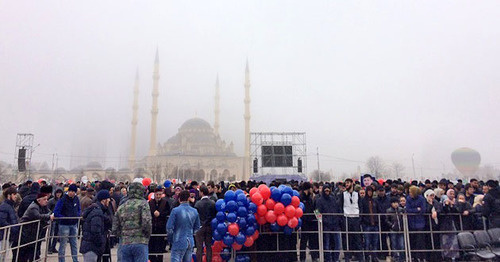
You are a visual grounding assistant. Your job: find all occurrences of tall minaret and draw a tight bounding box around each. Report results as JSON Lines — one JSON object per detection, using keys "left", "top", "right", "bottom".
{"left": 128, "top": 69, "right": 139, "bottom": 169}
{"left": 243, "top": 59, "right": 251, "bottom": 179}
{"left": 214, "top": 74, "right": 220, "bottom": 136}
{"left": 149, "top": 48, "right": 160, "bottom": 156}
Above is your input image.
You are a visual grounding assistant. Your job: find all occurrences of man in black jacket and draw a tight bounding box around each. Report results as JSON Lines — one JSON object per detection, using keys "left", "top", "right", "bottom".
{"left": 17, "top": 182, "right": 40, "bottom": 217}
{"left": 194, "top": 185, "right": 216, "bottom": 262}
{"left": 148, "top": 188, "right": 170, "bottom": 262}
{"left": 375, "top": 186, "right": 391, "bottom": 260}
{"left": 0, "top": 187, "right": 19, "bottom": 261}
{"left": 315, "top": 183, "right": 342, "bottom": 262}
{"left": 299, "top": 182, "right": 319, "bottom": 262}
{"left": 482, "top": 180, "right": 500, "bottom": 229}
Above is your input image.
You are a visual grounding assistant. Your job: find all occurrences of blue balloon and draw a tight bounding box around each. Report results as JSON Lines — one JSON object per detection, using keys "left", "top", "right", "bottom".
{"left": 237, "top": 217, "right": 247, "bottom": 229}
{"left": 281, "top": 193, "right": 292, "bottom": 206}
{"left": 226, "top": 200, "right": 238, "bottom": 212}
{"left": 235, "top": 189, "right": 244, "bottom": 195}
{"left": 245, "top": 256, "right": 251, "bottom": 262}
{"left": 213, "top": 230, "right": 223, "bottom": 241}
{"left": 282, "top": 186, "right": 293, "bottom": 196}
{"left": 224, "top": 190, "right": 236, "bottom": 202}
{"left": 278, "top": 185, "right": 286, "bottom": 191}
{"left": 299, "top": 202, "right": 305, "bottom": 211}
{"left": 248, "top": 202, "right": 257, "bottom": 213}
{"left": 235, "top": 232, "right": 246, "bottom": 245}
{"left": 223, "top": 234, "right": 234, "bottom": 246}
{"left": 227, "top": 212, "right": 237, "bottom": 223}
{"left": 236, "top": 256, "right": 246, "bottom": 262}
{"left": 297, "top": 218, "right": 303, "bottom": 228}
{"left": 163, "top": 180, "right": 171, "bottom": 188}
{"left": 245, "top": 226, "right": 256, "bottom": 236}
{"left": 270, "top": 186, "right": 277, "bottom": 191}
{"left": 283, "top": 226, "right": 293, "bottom": 235}
{"left": 216, "top": 211, "right": 226, "bottom": 222}
{"left": 221, "top": 248, "right": 231, "bottom": 261}
{"left": 270, "top": 222, "right": 280, "bottom": 232}
{"left": 271, "top": 188, "right": 282, "bottom": 202}
{"left": 293, "top": 190, "right": 300, "bottom": 197}
{"left": 236, "top": 193, "right": 248, "bottom": 205}
{"left": 211, "top": 218, "right": 218, "bottom": 229}
{"left": 237, "top": 206, "right": 248, "bottom": 217}
{"left": 217, "top": 223, "right": 227, "bottom": 235}
{"left": 246, "top": 214, "right": 256, "bottom": 225}
{"left": 216, "top": 199, "right": 226, "bottom": 212}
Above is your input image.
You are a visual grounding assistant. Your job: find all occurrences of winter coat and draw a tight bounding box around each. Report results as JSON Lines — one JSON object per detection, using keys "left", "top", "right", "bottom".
{"left": 386, "top": 206, "right": 405, "bottom": 231}
{"left": 0, "top": 199, "right": 19, "bottom": 241}
{"left": 299, "top": 191, "right": 316, "bottom": 227}
{"left": 80, "top": 195, "right": 94, "bottom": 212}
{"left": 439, "top": 200, "right": 460, "bottom": 231}
{"left": 112, "top": 182, "right": 152, "bottom": 245}
{"left": 79, "top": 202, "right": 111, "bottom": 256}
{"left": 315, "top": 190, "right": 341, "bottom": 230}
{"left": 19, "top": 201, "right": 51, "bottom": 246}
{"left": 54, "top": 194, "right": 81, "bottom": 225}
{"left": 17, "top": 183, "right": 40, "bottom": 217}
{"left": 482, "top": 186, "right": 500, "bottom": 228}
{"left": 166, "top": 203, "right": 201, "bottom": 251}
{"left": 194, "top": 197, "right": 215, "bottom": 227}
{"left": 149, "top": 197, "right": 170, "bottom": 232}
{"left": 360, "top": 196, "right": 379, "bottom": 227}
{"left": 375, "top": 194, "right": 391, "bottom": 229}
{"left": 456, "top": 201, "right": 474, "bottom": 230}
{"left": 424, "top": 199, "right": 441, "bottom": 231}
{"left": 406, "top": 195, "right": 426, "bottom": 230}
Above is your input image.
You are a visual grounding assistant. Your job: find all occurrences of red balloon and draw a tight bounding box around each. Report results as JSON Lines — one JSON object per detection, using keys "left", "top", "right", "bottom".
{"left": 277, "top": 214, "right": 288, "bottom": 226}
{"left": 232, "top": 243, "right": 243, "bottom": 250}
{"left": 288, "top": 217, "right": 299, "bottom": 228}
{"left": 265, "top": 210, "right": 277, "bottom": 223}
{"left": 252, "top": 230, "right": 259, "bottom": 240}
{"left": 142, "top": 177, "right": 152, "bottom": 186}
{"left": 244, "top": 236, "right": 254, "bottom": 247}
{"left": 212, "top": 241, "right": 223, "bottom": 252}
{"left": 148, "top": 192, "right": 154, "bottom": 201}
{"left": 291, "top": 196, "right": 300, "bottom": 208}
{"left": 251, "top": 192, "right": 263, "bottom": 205}
{"left": 274, "top": 203, "right": 285, "bottom": 215}
{"left": 295, "top": 206, "right": 303, "bottom": 218}
{"left": 202, "top": 255, "right": 207, "bottom": 262}
{"left": 228, "top": 223, "right": 239, "bottom": 236}
{"left": 257, "top": 204, "right": 267, "bottom": 216}
{"left": 258, "top": 184, "right": 271, "bottom": 200}
{"left": 265, "top": 199, "right": 276, "bottom": 210}
{"left": 285, "top": 205, "right": 296, "bottom": 218}
{"left": 249, "top": 187, "right": 259, "bottom": 197}
{"left": 378, "top": 178, "right": 385, "bottom": 185}
{"left": 212, "top": 256, "right": 223, "bottom": 262}
{"left": 257, "top": 215, "right": 267, "bottom": 225}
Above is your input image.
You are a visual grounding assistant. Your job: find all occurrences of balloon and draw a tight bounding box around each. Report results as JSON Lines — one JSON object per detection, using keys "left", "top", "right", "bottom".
{"left": 211, "top": 218, "right": 218, "bottom": 229}
{"left": 291, "top": 196, "right": 300, "bottom": 208}
{"left": 148, "top": 192, "right": 154, "bottom": 201}
{"left": 298, "top": 218, "right": 303, "bottom": 228}
{"left": 246, "top": 214, "right": 256, "bottom": 225}
{"left": 271, "top": 188, "right": 282, "bottom": 202}
{"left": 163, "top": 180, "right": 171, "bottom": 188}
{"left": 251, "top": 192, "right": 263, "bottom": 205}
{"left": 288, "top": 217, "right": 299, "bottom": 228}
{"left": 224, "top": 191, "right": 236, "bottom": 202}
{"left": 270, "top": 222, "right": 280, "bottom": 232}
{"left": 293, "top": 190, "right": 300, "bottom": 197}
{"left": 451, "top": 147, "right": 481, "bottom": 176}
{"left": 232, "top": 243, "right": 243, "bottom": 251}
{"left": 245, "top": 226, "right": 256, "bottom": 236}
{"left": 277, "top": 214, "right": 288, "bottom": 226}
{"left": 295, "top": 207, "right": 303, "bottom": 218}
{"left": 235, "top": 189, "right": 244, "bottom": 195}
{"left": 227, "top": 212, "right": 237, "bottom": 223}
{"left": 142, "top": 178, "right": 151, "bottom": 186}
{"left": 251, "top": 230, "right": 259, "bottom": 240}
{"left": 278, "top": 185, "right": 286, "bottom": 191}
{"left": 265, "top": 210, "right": 277, "bottom": 223}
{"left": 265, "top": 199, "right": 276, "bottom": 210}
{"left": 213, "top": 255, "right": 223, "bottom": 262}
{"left": 249, "top": 187, "right": 258, "bottom": 197}
{"left": 377, "top": 178, "right": 385, "bottom": 185}
{"left": 37, "top": 179, "right": 44, "bottom": 184}
{"left": 274, "top": 203, "right": 285, "bottom": 215}
{"left": 282, "top": 186, "right": 293, "bottom": 196}
{"left": 235, "top": 232, "right": 246, "bottom": 245}
{"left": 248, "top": 202, "right": 257, "bottom": 214}
{"left": 257, "top": 204, "right": 267, "bottom": 216}
{"left": 283, "top": 226, "right": 293, "bottom": 235}
{"left": 244, "top": 236, "right": 254, "bottom": 247}
{"left": 212, "top": 240, "right": 223, "bottom": 252}
{"left": 228, "top": 223, "right": 239, "bottom": 236}
{"left": 257, "top": 215, "right": 267, "bottom": 225}
{"left": 217, "top": 223, "right": 227, "bottom": 235}
{"left": 213, "top": 230, "right": 223, "bottom": 241}
{"left": 237, "top": 206, "right": 248, "bottom": 217}
{"left": 215, "top": 199, "right": 226, "bottom": 212}
{"left": 236, "top": 193, "right": 248, "bottom": 206}
{"left": 223, "top": 234, "right": 234, "bottom": 246}
{"left": 216, "top": 211, "right": 226, "bottom": 222}
{"left": 285, "top": 205, "right": 296, "bottom": 218}
{"left": 226, "top": 201, "right": 238, "bottom": 212}
{"left": 281, "top": 193, "right": 292, "bottom": 206}
{"left": 220, "top": 248, "right": 231, "bottom": 261}
{"left": 299, "top": 202, "right": 305, "bottom": 210}
{"left": 258, "top": 184, "right": 271, "bottom": 200}
{"left": 237, "top": 217, "right": 247, "bottom": 229}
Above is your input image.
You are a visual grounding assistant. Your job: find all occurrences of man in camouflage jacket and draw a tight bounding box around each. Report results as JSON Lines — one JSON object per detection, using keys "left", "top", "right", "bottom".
{"left": 112, "top": 182, "right": 152, "bottom": 261}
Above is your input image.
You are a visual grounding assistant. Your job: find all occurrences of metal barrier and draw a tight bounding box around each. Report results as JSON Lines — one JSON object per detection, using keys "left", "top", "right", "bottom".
{"left": 0, "top": 211, "right": 494, "bottom": 262}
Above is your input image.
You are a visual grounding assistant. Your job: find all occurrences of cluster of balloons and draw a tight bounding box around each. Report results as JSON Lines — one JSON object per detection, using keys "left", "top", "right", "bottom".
{"left": 210, "top": 190, "right": 260, "bottom": 261}
{"left": 251, "top": 184, "right": 304, "bottom": 235}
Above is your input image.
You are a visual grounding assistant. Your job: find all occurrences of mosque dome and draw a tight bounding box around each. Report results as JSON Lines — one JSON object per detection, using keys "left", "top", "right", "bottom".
{"left": 179, "top": 118, "right": 212, "bottom": 132}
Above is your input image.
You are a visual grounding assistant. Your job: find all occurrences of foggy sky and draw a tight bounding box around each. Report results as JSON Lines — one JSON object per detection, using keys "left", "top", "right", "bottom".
{"left": 1, "top": 1, "right": 499, "bottom": 179}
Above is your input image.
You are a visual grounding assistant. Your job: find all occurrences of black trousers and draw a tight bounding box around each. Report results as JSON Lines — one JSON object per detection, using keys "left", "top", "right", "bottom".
{"left": 299, "top": 223, "right": 319, "bottom": 261}
{"left": 149, "top": 228, "right": 167, "bottom": 262}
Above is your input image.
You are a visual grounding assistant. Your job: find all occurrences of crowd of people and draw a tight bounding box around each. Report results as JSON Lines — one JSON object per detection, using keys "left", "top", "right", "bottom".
{"left": 0, "top": 175, "right": 498, "bottom": 262}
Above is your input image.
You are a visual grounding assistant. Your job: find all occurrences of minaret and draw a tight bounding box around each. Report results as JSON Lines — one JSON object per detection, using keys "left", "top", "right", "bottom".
{"left": 149, "top": 48, "right": 160, "bottom": 156}
{"left": 128, "top": 69, "right": 139, "bottom": 169}
{"left": 214, "top": 74, "right": 220, "bottom": 136}
{"left": 243, "top": 59, "right": 251, "bottom": 180}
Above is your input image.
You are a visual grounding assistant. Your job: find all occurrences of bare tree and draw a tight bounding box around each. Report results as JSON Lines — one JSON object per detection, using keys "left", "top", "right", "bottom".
{"left": 392, "top": 162, "right": 405, "bottom": 178}
{"left": 309, "top": 169, "right": 332, "bottom": 182}
{"left": 366, "top": 156, "right": 386, "bottom": 177}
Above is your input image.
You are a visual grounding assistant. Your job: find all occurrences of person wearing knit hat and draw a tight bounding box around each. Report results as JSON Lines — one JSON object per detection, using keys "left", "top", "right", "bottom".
{"left": 80, "top": 190, "right": 112, "bottom": 261}
{"left": 96, "top": 190, "right": 111, "bottom": 202}
{"left": 68, "top": 184, "right": 78, "bottom": 193}
{"left": 54, "top": 183, "right": 81, "bottom": 261}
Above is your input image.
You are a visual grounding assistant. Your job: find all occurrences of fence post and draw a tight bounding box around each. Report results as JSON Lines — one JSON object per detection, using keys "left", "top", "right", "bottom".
{"left": 316, "top": 214, "right": 324, "bottom": 262}
{"left": 403, "top": 213, "right": 412, "bottom": 262}
{"left": 33, "top": 220, "right": 41, "bottom": 261}
{"left": 43, "top": 220, "right": 53, "bottom": 261}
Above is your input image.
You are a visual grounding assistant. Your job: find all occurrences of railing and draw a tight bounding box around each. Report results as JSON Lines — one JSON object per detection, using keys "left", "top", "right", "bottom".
{"left": 0, "top": 212, "right": 494, "bottom": 262}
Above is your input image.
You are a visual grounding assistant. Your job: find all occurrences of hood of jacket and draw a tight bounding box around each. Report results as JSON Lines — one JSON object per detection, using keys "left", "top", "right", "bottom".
{"left": 128, "top": 182, "right": 145, "bottom": 199}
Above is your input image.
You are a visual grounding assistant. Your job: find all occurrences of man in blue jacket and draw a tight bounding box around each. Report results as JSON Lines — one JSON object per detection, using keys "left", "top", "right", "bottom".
{"left": 167, "top": 190, "right": 201, "bottom": 262}
{"left": 0, "top": 187, "right": 19, "bottom": 262}
{"left": 405, "top": 185, "right": 426, "bottom": 261}
{"left": 54, "top": 184, "right": 81, "bottom": 262}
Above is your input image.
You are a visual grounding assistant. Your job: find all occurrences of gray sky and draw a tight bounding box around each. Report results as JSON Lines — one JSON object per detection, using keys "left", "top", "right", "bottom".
{"left": 1, "top": 1, "right": 499, "bottom": 179}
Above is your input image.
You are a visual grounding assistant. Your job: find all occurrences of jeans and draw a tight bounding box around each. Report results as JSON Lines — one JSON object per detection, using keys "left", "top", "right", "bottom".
{"left": 390, "top": 233, "right": 404, "bottom": 262}
{"left": 49, "top": 221, "right": 59, "bottom": 251}
{"left": 171, "top": 239, "right": 193, "bottom": 262}
{"left": 363, "top": 225, "right": 380, "bottom": 260}
{"left": 323, "top": 232, "right": 341, "bottom": 262}
{"left": 58, "top": 224, "right": 78, "bottom": 262}
{"left": 83, "top": 251, "right": 98, "bottom": 262}
{"left": 120, "top": 244, "right": 148, "bottom": 262}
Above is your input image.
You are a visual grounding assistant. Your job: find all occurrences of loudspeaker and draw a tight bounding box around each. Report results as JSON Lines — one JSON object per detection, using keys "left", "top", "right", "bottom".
{"left": 18, "top": 148, "right": 26, "bottom": 172}
{"left": 253, "top": 158, "right": 258, "bottom": 173}
{"left": 297, "top": 158, "right": 302, "bottom": 173}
